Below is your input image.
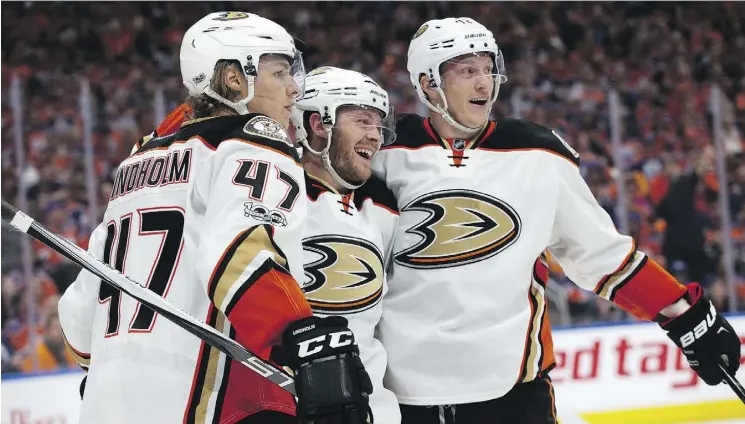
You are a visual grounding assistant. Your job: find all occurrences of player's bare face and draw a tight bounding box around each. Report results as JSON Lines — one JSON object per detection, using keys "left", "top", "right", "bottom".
{"left": 330, "top": 107, "right": 384, "bottom": 184}
{"left": 248, "top": 55, "right": 300, "bottom": 129}
{"left": 439, "top": 54, "right": 495, "bottom": 130}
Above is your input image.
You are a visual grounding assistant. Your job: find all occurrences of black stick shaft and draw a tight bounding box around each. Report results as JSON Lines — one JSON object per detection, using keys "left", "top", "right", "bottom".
{"left": 720, "top": 363, "right": 745, "bottom": 404}
{"left": 1, "top": 199, "right": 295, "bottom": 395}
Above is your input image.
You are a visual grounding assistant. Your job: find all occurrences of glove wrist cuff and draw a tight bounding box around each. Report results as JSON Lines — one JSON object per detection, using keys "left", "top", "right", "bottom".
{"left": 661, "top": 283, "right": 704, "bottom": 329}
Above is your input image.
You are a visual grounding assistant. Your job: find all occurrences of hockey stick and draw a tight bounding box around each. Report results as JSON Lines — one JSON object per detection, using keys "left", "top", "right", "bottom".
{"left": 0, "top": 199, "right": 296, "bottom": 395}
{"left": 720, "top": 363, "right": 745, "bottom": 405}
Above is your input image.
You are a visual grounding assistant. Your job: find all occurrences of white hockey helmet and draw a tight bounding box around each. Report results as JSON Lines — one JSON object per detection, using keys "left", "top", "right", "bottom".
{"left": 180, "top": 11, "right": 305, "bottom": 115}
{"left": 407, "top": 17, "right": 507, "bottom": 133}
{"left": 292, "top": 66, "right": 396, "bottom": 190}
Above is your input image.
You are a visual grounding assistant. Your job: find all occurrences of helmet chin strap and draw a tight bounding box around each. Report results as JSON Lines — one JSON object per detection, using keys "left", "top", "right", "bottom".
{"left": 203, "top": 76, "right": 256, "bottom": 115}
{"left": 300, "top": 127, "right": 363, "bottom": 191}
{"left": 323, "top": 151, "right": 363, "bottom": 190}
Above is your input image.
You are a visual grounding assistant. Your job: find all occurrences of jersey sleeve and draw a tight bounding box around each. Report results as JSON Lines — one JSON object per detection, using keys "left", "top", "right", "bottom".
{"left": 360, "top": 322, "right": 401, "bottom": 423}
{"left": 58, "top": 222, "right": 108, "bottom": 369}
{"left": 548, "top": 154, "right": 686, "bottom": 321}
{"left": 370, "top": 153, "right": 398, "bottom": 267}
{"left": 377, "top": 201, "right": 399, "bottom": 271}
{"left": 359, "top": 210, "right": 401, "bottom": 422}
{"left": 359, "top": 178, "right": 400, "bottom": 268}
{"left": 371, "top": 152, "right": 389, "bottom": 184}
{"left": 193, "top": 137, "right": 312, "bottom": 360}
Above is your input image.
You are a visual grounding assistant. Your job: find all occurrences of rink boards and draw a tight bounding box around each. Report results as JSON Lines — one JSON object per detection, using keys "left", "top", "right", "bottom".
{"left": 3, "top": 315, "right": 744, "bottom": 424}
{"left": 551, "top": 314, "right": 745, "bottom": 424}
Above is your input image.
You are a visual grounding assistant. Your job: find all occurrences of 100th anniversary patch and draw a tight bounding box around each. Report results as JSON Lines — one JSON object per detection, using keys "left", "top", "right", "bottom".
{"left": 243, "top": 116, "right": 291, "bottom": 145}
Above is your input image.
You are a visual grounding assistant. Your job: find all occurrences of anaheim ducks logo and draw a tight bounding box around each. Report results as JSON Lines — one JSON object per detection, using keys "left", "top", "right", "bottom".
{"left": 303, "top": 235, "right": 384, "bottom": 314}
{"left": 212, "top": 12, "right": 250, "bottom": 21}
{"left": 394, "top": 189, "right": 521, "bottom": 269}
{"left": 307, "top": 66, "right": 333, "bottom": 77}
{"left": 412, "top": 24, "right": 429, "bottom": 40}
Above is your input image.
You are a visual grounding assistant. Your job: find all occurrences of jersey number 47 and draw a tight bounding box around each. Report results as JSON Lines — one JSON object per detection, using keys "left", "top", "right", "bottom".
{"left": 98, "top": 207, "right": 185, "bottom": 337}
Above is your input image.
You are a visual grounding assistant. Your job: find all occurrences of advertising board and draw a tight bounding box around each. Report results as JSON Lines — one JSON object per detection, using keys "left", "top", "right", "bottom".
{"left": 3, "top": 316, "right": 744, "bottom": 424}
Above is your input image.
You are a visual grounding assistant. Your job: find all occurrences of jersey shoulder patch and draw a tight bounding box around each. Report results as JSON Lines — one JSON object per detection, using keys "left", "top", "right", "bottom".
{"left": 163, "top": 114, "right": 300, "bottom": 163}
{"left": 354, "top": 175, "right": 399, "bottom": 213}
{"left": 383, "top": 114, "right": 438, "bottom": 150}
{"left": 481, "top": 118, "right": 580, "bottom": 166}
{"left": 230, "top": 114, "right": 299, "bottom": 163}
{"left": 242, "top": 115, "right": 291, "bottom": 144}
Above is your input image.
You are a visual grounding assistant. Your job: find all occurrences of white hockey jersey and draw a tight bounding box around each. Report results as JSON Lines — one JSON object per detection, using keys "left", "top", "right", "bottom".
{"left": 58, "top": 114, "right": 313, "bottom": 424}
{"left": 302, "top": 172, "right": 401, "bottom": 424}
{"left": 372, "top": 115, "right": 686, "bottom": 405}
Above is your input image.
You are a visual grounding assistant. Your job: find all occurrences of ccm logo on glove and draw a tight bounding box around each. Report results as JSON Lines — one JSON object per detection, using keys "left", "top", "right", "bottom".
{"left": 298, "top": 330, "right": 355, "bottom": 358}
{"left": 680, "top": 303, "right": 717, "bottom": 348}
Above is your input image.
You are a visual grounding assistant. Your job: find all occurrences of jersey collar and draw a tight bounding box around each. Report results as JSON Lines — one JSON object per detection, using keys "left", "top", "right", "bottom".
{"left": 422, "top": 118, "right": 496, "bottom": 151}
{"left": 305, "top": 172, "right": 356, "bottom": 215}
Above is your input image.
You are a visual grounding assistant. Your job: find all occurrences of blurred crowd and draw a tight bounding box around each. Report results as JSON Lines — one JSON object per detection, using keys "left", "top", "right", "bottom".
{"left": 1, "top": 2, "right": 744, "bottom": 373}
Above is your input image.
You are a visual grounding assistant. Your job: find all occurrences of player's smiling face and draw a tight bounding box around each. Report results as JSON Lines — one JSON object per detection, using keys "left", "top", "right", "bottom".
{"left": 329, "top": 106, "right": 384, "bottom": 184}
{"left": 439, "top": 53, "right": 496, "bottom": 130}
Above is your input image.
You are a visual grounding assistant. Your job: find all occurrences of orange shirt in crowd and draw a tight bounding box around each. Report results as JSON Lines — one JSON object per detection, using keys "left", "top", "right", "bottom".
{"left": 19, "top": 340, "right": 78, "bottom": 373}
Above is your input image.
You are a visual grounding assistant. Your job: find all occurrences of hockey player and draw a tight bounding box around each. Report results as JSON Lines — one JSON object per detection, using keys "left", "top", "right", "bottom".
{"left": 58, "top": 12, "right": 371, "bottom": 424}
{"left": 371, "top": 17, "right": 741, "bottom": 423}
{"left": 292, "top": 67, "right": 401, "bottom": 423}
{"left": 120, "top": 66, "right": 403, "bottom": 424}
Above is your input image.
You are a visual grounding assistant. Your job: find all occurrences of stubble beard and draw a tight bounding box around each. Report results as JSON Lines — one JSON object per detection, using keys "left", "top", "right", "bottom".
{"left": 329, "top": 132, "right": 369, "bottom": 186}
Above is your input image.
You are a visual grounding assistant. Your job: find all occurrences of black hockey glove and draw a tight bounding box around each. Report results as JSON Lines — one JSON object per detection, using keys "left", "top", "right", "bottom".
{"left": 661, "top": 284, "right": 741, "bottom": 385}
{"left": 271, "top": 316, "right": 373, "bottom": 424}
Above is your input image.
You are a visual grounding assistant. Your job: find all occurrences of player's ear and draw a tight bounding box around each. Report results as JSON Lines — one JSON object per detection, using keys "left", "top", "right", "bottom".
{"left": 308, "top": 112, "right": 328, "bottom": 142}
{"left": 419, "top": 73, "right": 441, "bottom": 107}
{"left": 224, "top": 64, "right": 244, "bottom": 94}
